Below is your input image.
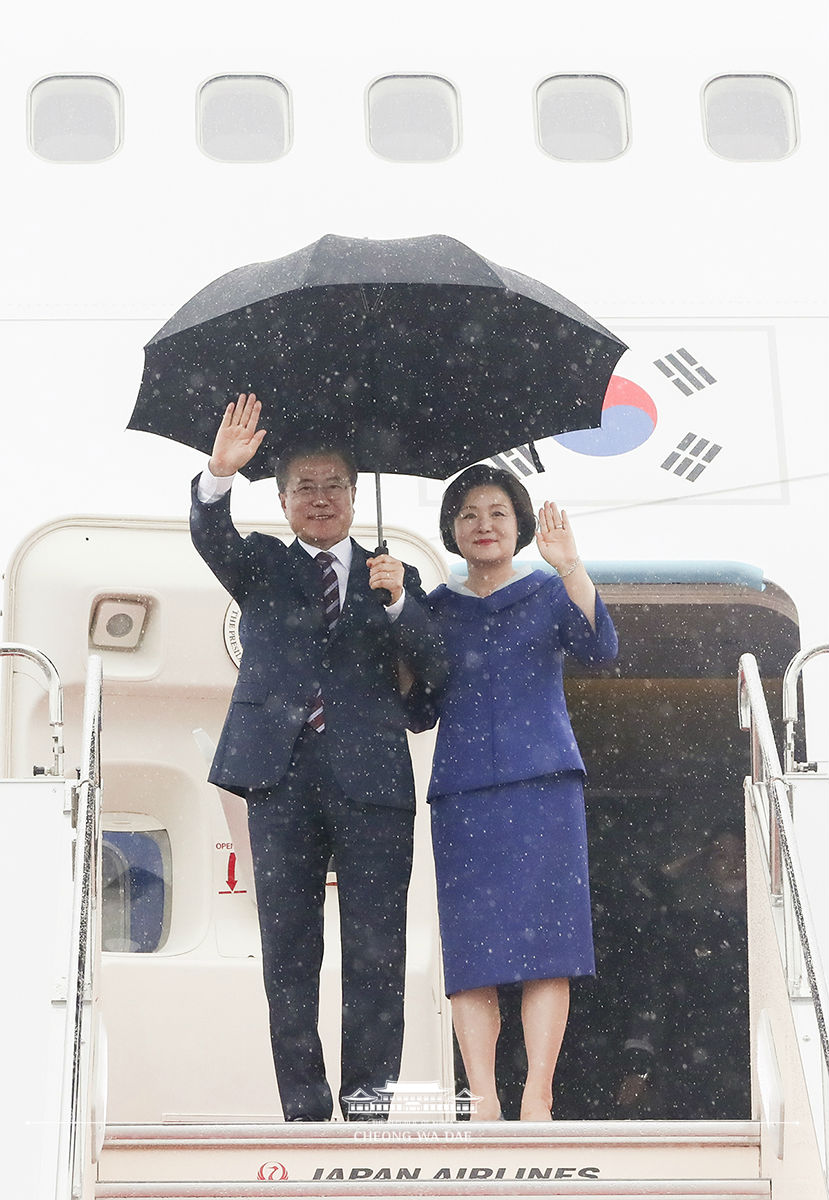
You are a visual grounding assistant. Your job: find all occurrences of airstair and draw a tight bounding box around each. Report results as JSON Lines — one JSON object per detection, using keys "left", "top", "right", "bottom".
{"left": 96, "top": 1120, "right": 766, "bottom": 1198}
{"left": 2, "top": 639, "right": 827, "bottom": 1200}
{"left": 1, "top": 645, "right": 104, "bottom": 1200}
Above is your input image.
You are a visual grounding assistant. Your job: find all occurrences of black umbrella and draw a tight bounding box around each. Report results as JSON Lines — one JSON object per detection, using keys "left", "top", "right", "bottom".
{"left": 129, "top": 233, "right": 627, "bottom": 540}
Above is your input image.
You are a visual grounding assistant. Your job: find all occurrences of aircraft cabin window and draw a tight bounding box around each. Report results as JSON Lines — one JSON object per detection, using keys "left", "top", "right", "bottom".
{"left": 102, "top": 827, "right": 172, "bottom": 953}
{"left": 27, "top": 75, "right": 122, "bottom": 163}
{"left": 535, "top": 74, "right": 630, "bottom": 162}
{"left": 197, "top": 74, "right": 292, "bottom": 162}
{"left": 703, "top": 75, "right": 798, "bottom": 161}
{"left": 367, "top": 74, "right": 460, "bottom": 162}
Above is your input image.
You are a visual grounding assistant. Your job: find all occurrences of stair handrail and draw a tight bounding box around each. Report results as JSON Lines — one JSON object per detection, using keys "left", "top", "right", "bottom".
{"left": 55, "top": 655, "right": 103, "bottom": 1200}
{"left": 738, "top": 651, "right": 829, "bottom": 1171}
{"left": 782, "top": 643, "right": 829, "bottom": 774}
{"left": 0, "top": 642, "right": 64, "bottom": 775}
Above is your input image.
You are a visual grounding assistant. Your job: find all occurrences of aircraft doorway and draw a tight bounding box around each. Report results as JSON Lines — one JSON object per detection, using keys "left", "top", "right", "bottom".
{"left": 459, "top": 566, "right": 801, "bottom": 1122}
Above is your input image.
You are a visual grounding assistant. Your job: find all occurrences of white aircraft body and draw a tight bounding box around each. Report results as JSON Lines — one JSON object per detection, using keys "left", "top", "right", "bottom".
{"left": 1, "top": 1, "right": 827, "bottom": 1196}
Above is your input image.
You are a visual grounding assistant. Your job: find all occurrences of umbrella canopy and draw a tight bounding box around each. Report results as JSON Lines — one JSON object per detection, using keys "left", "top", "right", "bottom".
{"left": 129, "top": 233, "right": 627, "bottom": 482}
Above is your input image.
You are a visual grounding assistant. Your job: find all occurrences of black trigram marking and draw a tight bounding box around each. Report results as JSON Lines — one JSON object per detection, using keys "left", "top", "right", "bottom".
{"left": 661, "top": 432, "right": 722, "bottom": 482}
{"left": 487, "top": 445, "right": 537, "bottom": 477}
{"left": 654, "top": 348, "right": 717, "bottom": 396}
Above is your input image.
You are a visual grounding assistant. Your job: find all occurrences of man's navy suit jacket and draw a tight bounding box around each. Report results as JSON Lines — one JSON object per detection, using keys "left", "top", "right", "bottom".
{"left": 190, "top": 478, "right": 446, "bottom": 808}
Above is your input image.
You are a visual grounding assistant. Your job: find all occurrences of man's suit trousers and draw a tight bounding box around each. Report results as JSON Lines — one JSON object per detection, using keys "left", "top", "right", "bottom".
{"left": 246, "top": 726, "right": 415, "bottom": 1121}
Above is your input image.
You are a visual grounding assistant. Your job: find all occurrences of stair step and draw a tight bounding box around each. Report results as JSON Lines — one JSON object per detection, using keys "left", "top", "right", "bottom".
{"left": 96, "top": 1179, "right": 771, "bottom": 1199}
{"left": 99, "top": 1121, "right": 762, "bottom": 1191}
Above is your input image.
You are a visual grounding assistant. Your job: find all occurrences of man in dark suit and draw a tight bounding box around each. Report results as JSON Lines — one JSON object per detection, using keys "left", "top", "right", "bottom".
{"left": 190, "top": 393, "right": 446, "bottom": 1122}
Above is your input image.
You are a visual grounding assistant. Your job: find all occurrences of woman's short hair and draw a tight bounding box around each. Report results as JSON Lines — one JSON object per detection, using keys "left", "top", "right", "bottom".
{"left": 439, "top": 464, "right": 537, "bottom": 557}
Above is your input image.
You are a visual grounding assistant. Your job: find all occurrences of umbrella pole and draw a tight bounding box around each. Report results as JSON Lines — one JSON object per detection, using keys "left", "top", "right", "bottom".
{"left": 374, "top": 471, "right": 386, "bottom": 551}
{"left": 372, "top": 471, "right": 392, "bottom": 607}
{"left": 528, "top": 441, "right": 545, "bottom": 473}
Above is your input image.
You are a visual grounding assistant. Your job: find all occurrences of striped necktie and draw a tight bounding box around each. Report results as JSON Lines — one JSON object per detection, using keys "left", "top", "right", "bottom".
{"left": 306, "top": 550, "right": 340, "bottom": 733}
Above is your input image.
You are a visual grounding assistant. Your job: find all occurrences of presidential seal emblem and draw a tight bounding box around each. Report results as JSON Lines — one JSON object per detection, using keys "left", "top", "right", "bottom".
{"left": 223, "top": 601, "right": 243, "bottom": 668}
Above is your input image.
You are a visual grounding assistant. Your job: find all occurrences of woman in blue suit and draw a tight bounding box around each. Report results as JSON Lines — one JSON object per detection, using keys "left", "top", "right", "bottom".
{"left": 425, "top": 465, "right": 618, "bottom": 1121}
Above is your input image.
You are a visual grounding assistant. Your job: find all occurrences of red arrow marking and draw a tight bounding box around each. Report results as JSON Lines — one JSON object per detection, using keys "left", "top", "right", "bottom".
{"left": 218, "top": 851, "right": 246, "bottom": 893}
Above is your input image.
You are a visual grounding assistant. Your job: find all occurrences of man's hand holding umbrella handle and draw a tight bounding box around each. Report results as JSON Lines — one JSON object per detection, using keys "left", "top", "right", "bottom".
{"left": 536, "top": 500, "right": 597, "bottom": 630}
{"left": 367, "top": 554, "right": 404, "bottom": 607}
{"left": 208, "top": 393, "right": 267, "bottom": 477}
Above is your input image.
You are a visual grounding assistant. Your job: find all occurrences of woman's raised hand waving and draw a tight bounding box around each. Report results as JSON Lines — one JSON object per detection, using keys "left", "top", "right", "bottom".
{"left": 535, "top": 501, "right": 580, "bottom": 576}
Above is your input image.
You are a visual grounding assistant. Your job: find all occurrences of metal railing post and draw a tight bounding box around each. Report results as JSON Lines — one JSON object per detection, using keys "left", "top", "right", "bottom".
{"left": 739, "top": 650, "right": 829, "bottom": 1185}
{"left": 0, "top": 643, "right": 65, "bottom": 775}
{"left": 782, "top": 644, "right": 829, "bottom": 774}
{"left": 55, "top": 655, "right": 103, "bottom": 1200}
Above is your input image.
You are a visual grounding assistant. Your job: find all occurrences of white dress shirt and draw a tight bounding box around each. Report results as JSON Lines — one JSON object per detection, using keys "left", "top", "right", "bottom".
{"left": 196, "top": 466, "right": 405, "bottom": 618}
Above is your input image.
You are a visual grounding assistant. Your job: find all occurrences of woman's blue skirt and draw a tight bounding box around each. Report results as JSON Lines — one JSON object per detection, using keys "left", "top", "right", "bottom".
{"left": 430, "top": 773, "right": 595, "bottom": 996}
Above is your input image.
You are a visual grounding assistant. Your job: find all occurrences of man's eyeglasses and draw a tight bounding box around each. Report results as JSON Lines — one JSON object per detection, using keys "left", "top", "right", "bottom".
{"left": 289, "top": 481, "right": 352, "bottom": 499}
